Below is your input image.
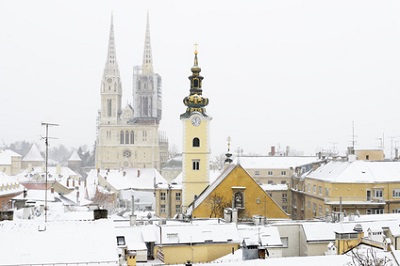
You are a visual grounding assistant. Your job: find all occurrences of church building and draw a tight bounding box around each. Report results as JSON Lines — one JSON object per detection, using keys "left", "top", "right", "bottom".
{"left": 95, "top": 14, "right": 168, "bottom": 171}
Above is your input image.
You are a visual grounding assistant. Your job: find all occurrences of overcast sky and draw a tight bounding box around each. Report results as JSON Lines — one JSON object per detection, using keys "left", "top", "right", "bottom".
{"left": 1, "top": 0, "right": 400, "bottom": 158}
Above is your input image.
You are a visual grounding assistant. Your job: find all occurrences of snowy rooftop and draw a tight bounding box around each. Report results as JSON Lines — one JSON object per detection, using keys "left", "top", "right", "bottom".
{"left": 307, "top": 160, "right": 400, "bottom": 183}
{"left": 22, "top": 143, "right": 44, "bottom": 162}
{"left": 0, "top": 219, "right": 119, "bottom": 265}
{"left": 0, "top": 149, "right": 21, "bottom": 165}
{"left": 235, "top": 156, "right": 320, "bottom": 169}
{"left": 98, "top": 168, "right": 167, "bottom": 191}
{"left": 0, "top": 172, "right": 24, "bottom": 196}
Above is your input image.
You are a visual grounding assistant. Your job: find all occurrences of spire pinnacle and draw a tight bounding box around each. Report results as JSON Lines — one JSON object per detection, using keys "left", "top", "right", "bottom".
{"left": 142, "top": 11, "right": 153, "bottom": 75}
{"left": 103, "top": 12, "right": 120, "bottom": 77}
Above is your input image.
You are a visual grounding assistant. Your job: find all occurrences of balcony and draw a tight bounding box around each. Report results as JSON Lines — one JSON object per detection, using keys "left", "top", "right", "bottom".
{"left": 324, "top": 196, "right": 386, "bottom": 206}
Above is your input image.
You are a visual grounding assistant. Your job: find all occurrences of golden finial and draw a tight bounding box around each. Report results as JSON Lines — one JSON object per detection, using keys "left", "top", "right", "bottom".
{"left": 194, "top": 42, "right": 198, "bottom": 55}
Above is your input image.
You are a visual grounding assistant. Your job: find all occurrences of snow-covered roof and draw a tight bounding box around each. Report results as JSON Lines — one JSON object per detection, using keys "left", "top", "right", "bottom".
{"left": 0, "top": 219, "right": 119, "bottom": 265}
{"left": 235, "top": 156, "right": 320, "bottom": 169}
{"left": 0, "top": 172, "right": 24, "bottom": 196}
{"left": 0, "top": 149, "right": 21, "bottom": 165}
{"left": 68, "top": 150, "right": 81, "bottom": 161}
{"left": 17, "top": 166, "right": 80, "bottom": 183}
{"left": 237, "top": 225, "right": 282, "bottom": 247}
{"left": 99, "top": 168, "right": 167, "bottom": 190}
{"left": 159, "top": 223, "right": 240, "bottom": 245}
{"left": 307, "top": 160, "right": 400, "bottom": 183}
{"left": 22, "top": 144, "right": 44, "bottom": 162}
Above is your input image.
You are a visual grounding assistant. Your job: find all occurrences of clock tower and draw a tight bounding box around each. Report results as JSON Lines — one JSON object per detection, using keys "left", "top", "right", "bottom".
{"left": 181, "top": 47, "right": 211, "bottom": 212}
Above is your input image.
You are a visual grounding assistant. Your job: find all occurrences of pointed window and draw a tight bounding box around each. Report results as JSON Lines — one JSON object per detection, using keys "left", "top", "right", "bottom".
{"left": 120, "top": 131, "right": 124, "bottom": 144}
{"left": 107, "top": 99, "right": 112, "bottom": 117}
{"left": 192, "top": 137, "right": 200, "bottom": 147}
{"left": 130, "top": 131, "right": 134, "bottom": 144}
{"left": 125, "top": 131, "right": 129, "bottom": 144}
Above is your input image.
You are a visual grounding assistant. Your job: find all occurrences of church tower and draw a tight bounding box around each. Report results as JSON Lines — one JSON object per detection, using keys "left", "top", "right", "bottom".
{"left": 95, "top": 13, "right": 165, "bottom": 171}
{"left": 100, "top": 14, "right": 122, "bottom": 125}
{"left": 181, "top": 46, "right": 211, "bottom": 212}
{"left": 132, "top": 12, "right": 162, "bottom": 124}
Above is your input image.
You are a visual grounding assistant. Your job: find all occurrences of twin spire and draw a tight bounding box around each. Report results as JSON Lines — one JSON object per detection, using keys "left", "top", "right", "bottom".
{"left": 103, "top": 12, "right": 154, "bottom": 78}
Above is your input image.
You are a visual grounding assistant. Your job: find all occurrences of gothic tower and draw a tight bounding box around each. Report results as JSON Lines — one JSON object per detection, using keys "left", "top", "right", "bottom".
{"left": 132, "top": 12, "right": 162, "bottom": 124}
{"left": 100, "top": 14, "right": 122, "bottom": 125}
{"left": 181, "top": 47, "right": 212, "bottom": 212}
{"left": 95, "top": 13, "right": 165, "bottom": 171}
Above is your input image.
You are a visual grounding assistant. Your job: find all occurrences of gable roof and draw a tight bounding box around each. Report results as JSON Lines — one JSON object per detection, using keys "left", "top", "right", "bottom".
{"left": 235, "top": 156, "right": 321, "bottom": 169}
{"left": 0, "top": 149, "right": 21, "bottom": 165}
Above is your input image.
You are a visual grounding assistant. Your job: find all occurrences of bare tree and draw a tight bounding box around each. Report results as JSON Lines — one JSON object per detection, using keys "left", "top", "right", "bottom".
{"left": 347, "top": 247, "right": 391, "bottom": 266}
{"left": 206, "top": 193, "right": 230, "bottom": 218}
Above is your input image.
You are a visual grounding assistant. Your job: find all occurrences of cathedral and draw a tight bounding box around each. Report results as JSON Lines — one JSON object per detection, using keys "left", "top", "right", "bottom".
{"left": 95, "top": 14, "right": 168, "bottom": 171}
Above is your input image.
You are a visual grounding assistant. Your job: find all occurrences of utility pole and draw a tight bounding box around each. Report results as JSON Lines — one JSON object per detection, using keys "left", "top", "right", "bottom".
{"left": 41, "top": 122, "right": 59, "bottom": 222}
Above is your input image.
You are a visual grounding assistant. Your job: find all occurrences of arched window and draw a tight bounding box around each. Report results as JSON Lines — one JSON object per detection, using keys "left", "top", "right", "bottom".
{"left": 125, "top": 131, "right": 129, "bottom": 144}
{"left": 120, "top": 131, "right": 124, "bottom": 144}
{"left": 192, "top": 137, "right": 200, "bottom": 147}
{"left": 193, "top": 79, "right": 199, "bottom": 88}
{"left": 192, "top": 160, "right": 200, "bottom": 170}
{"left": 130, "top": 131, "right": 134, "bottom": 144}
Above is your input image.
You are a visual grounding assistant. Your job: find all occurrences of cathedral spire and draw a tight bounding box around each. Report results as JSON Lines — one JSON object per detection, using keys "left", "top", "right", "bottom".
{"left": 142, "top": 11, "right": 153, "bottom": 75}
{"left": 103, "top": 13, "right": 120, "bottom": 78}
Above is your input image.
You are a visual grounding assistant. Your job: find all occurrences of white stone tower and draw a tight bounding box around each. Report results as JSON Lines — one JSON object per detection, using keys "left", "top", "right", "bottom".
{"left": 132, "top": 12, "right": 162, "bottom": 124}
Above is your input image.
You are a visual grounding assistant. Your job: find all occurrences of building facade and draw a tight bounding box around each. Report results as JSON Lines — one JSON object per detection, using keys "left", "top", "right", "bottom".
{"left": 95, "top": 14, "right": 167, "bottom": 171}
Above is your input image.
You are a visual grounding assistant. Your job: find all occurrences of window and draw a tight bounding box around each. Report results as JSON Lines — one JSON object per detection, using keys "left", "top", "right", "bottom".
{"left": 392, "top": 209, "right": 400, "bottom": 213}
{"left": 116, "top": 236, "right": 126, "bottom": 246}
{"left": 307, "top": 201, "right": 311, "bottom": 210}
{"left": 281, "top": 237, "right": 289, "bottom": 248}
{"left": 142, "top": 130, "right": 147, "bottom": 141}
{"left": 312, "top": 203, "right": 317, "bottom": 215}
{"left": 268, "top": 171, "right": 273, "bottom": 176}
{"left": 268, "top": 180, "right": 273, "bottom": 184}
{"left": 160, "top": 192, "right": 166, "bottom": 201}
{"left": 318, "top": 186, "right": 322, "bottom": 196}
{"left": 192, "top": 160, "right": 200, "bottom": 170}
{"left": 325, "top": 188, "right": 329, "bottom": 197}
{"left": 367, "top": 190, "right": 372, "bottom": 201}
{"left": 282, "top": 206, "right": 288, "bottom": 213}
{"left": 282, "top": 193, "right": 287, "bottom": 203}
{"left": 281, "top": 171, "right": 286, "bottom": 176}
{"left": 255, "top": 170, "right": 260, "bottom": 176}
{"left": 192, "top": 137, "right": 200, "bottom": 147}
{"left": 234, "top": 192, "right": 244, "bottom": 208}
{"left": 374, "top": 189, "right": 383, "bottom": 199}
{"left": 318, "top": 205, "right": 322, "bottom": 216}
{"left": 130, "top": 131, "right": 134, "bottom": 144}
{"left": 176, "top": 205, "right": 181, "bottom": 213}
{"left": 160, "top": 204, "right": 166, "bottom": 213}
{"left": 175, "top": 192, "right": 181, "bottom": 201}
{"left": 125, "top": 131, "right": 129, "bottom": 144}
{"left": 313, "top": 185, "right": 316, "bottom": 194}
{"left": 120, "top": 131, "right": 124, "bottom": 144}
{"left": 107, "top": 99, "right": 112, "bottom": 117}
{"left": 281, "top": 180, "right": 286, "bottom": 184}
{"left": 307, "top": 184, "right": 310, "bottom": 192}
{"left": 393, "top": 189, "right": 400, "bottom": 198}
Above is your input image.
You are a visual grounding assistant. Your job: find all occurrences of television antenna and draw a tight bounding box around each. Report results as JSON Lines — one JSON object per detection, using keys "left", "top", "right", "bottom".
{"left": 41, "top": 122, "right": 59, "bottom": 222}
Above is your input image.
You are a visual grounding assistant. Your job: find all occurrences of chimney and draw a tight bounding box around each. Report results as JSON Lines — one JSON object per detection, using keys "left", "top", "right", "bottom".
{"left": 270, "top": 146, "right": 275, "bottom": 156}
{"left": 72, "top": 179, "right": 75, "bottom": 187}
{"left": 123, "top": 171, "right": 126, "bottom": 177}
{"left": 23, "top": 188, "right": 27, "bottom": 198}
{"left": 50, "top": 187, "right": 54, "bottom": 194}
{"left": 66, "top": 178, "right": 69, "bottom": 187}
{"left": 137, "top": 169, "right": 140, "bottom": 177}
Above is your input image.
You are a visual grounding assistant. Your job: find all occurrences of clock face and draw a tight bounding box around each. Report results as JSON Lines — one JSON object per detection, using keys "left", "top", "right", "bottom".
{"left": 191, "top": 116, "right": 201, "bottom": 127}
{"left": 123, "top": 150, "right": 131, "bottom": 158}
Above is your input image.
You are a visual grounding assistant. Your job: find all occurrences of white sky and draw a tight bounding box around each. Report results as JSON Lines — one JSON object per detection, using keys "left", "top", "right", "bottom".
{"left": 1, "top": 0, "right": 400, "bottom": 158}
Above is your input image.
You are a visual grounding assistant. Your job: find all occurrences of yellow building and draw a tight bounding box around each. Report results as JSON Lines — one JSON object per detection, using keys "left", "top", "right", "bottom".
{"left": 190, "top": 164, "right": 289, "bottom": 220}
{"left": 180, "top": 48, "right": 211, "bottom": 212}
{"left": 300, "top": 159, "right": 400, "bottom": 220}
